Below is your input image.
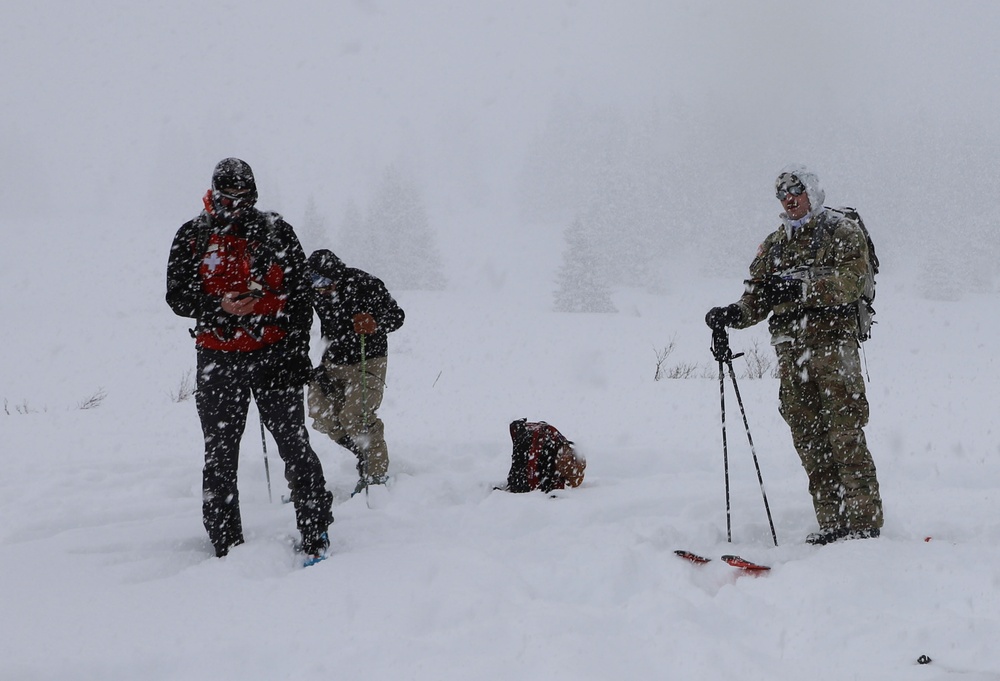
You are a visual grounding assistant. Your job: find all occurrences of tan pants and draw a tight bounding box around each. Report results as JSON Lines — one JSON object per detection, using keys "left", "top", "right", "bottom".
{"left": 308, "top": 356, "right": 389, "bottom": 479}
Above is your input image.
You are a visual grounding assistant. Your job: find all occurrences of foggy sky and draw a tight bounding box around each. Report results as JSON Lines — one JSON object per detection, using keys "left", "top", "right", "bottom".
{"left": 3, "top": 0, "right": 1000, "bottom": 272}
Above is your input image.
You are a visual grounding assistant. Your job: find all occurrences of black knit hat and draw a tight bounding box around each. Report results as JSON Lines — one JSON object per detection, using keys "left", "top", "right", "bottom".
{"left": 307, "top": 249, "right": 346, "bottom": 282}
{"left": 212, "top": 158, "right": 256, "bottom": 192}
{"left": 210, "top": 158, "right": 258, "bottom": 218}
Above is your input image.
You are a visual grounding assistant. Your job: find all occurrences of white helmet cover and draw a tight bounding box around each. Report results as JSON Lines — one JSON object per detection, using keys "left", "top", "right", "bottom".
{"left": 776, "top": 163, "right": 825, "bottom": 226}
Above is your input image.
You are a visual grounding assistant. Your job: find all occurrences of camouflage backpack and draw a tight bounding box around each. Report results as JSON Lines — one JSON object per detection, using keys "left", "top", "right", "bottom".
{"left": 825, "top": 207, "right": 879, "bottom": 342}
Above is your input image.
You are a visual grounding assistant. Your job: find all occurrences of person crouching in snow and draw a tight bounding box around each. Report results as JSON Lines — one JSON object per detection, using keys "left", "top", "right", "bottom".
{"left": 306, "top": 249, "right": 405, "bottom": 495}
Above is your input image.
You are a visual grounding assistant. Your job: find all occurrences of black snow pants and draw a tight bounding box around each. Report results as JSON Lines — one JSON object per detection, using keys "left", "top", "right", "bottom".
{"left": 195, "top": 345, "right": 333, "bottom": 556}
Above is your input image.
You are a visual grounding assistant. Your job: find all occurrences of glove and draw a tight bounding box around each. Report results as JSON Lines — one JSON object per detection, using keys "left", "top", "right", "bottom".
{"left": 353, "top": 312, "right": 377, "bottom": 335}
{"left": 710, "top": 327, "right": 733, "bottom": 363}
{"left": 311, "top": 364, "right": 337, "bottom": 393}
{"left": 762, "top": 276, "right": 803, "bottom": 307}
{"left": 705, "top": 304, "right": 742, "bottom": 330}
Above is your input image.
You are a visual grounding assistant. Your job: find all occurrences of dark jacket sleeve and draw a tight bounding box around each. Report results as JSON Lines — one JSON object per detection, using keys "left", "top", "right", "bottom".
{"left": 314, "top": 268, "right": 403, "bottom": 365}
{"left": 364, "top": 274, "right": 405, "bottom": 333}
{"left": 266, "top": 217, "right": 313, "bottom": 381}
{"left": 267, "top": 216, "right": 313, "bottom": 338}
{"left": 165, "top": 218, "right": 225, "bottom": 324}
{"left": 733, "top": 229, "right": 783, "bottom": 329}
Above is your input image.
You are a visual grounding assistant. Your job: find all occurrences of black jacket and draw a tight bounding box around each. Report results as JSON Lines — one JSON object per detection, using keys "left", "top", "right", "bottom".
{"left": 312, "top": 267, "right": 405, "bottom": 366}
{"left": 165, "top": 208, "right": 313, "bottom": 385}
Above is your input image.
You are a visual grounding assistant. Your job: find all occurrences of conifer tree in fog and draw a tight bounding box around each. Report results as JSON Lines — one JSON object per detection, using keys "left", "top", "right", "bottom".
{"left": 298, "top": 195, "right": 330, "bottom": 254}
{"left": 361, "top": 165, "right": 446, "bottom": 291}
{"left": 918, "top": 252, "right": 962, "bottom": 302}
{"left": 336, "top": 197, "right": 367, "bottom": 263}
{"left": 521, "top": 101, "right": 669, "bottom": 292}
{"left": 553, "top": 213, "right": 617, "bottom": 313}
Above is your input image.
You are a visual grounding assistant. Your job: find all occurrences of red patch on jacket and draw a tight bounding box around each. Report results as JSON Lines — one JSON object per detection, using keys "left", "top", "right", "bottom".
{"left": 196, "top": 232, "right": 288, "bottom": 352}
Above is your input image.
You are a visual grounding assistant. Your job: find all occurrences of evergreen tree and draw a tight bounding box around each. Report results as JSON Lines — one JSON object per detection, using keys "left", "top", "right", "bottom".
{"left": 521, "top": 101, "right": 670, "bottom": 292}
{"left": 336, "top": 197, "right": 367, "bottom": 265}
{"left": 298, "top": 195, "right": 329, "bottom": 254}
{"left": 363, "top": 165, "right": 446, "bottom": 290}
{"left": 918, "top": 252, "right": 962, "bottom": 301}
{"left": 553, "top": 213, "right": 617, "bottom": 313}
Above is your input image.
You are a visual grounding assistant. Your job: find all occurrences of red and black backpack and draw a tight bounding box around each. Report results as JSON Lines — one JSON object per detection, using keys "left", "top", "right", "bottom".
{"left": 506, "top": 419, "right": 585, "bottom": 493}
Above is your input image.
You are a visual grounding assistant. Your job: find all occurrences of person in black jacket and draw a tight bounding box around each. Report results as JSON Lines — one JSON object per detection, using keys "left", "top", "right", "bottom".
{"left": 306, "top": 249, "right": 405, "bottom": 495}
{"left": 166, "top": 158, "right": 333, "bottom": 561}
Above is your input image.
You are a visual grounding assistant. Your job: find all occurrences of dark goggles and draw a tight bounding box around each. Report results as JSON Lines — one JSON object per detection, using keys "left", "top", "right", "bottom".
{"left": 215, "top": 186, "right": 255, "bottom": 206}
{"left": 775, "top": 183, "right": 806, "bottom": 201}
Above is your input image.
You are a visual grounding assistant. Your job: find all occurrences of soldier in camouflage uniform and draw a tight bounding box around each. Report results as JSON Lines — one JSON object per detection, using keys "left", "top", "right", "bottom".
{"left": 705, "top": 164, "right": 883, "bottom": 545}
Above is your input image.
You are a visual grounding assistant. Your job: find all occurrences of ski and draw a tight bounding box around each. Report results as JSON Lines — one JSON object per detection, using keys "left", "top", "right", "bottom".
{"left": 721, "top": 554, "right": 770, "bottom": 571}
{"left": 674, "top": 549, "right": 771, "bottom": 572}
{"left": 674, "top": 549, "right": 712, "bottom": 564}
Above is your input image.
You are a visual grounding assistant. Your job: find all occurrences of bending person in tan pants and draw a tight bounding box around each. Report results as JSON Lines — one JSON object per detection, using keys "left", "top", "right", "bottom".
{"left": 306, "top": 249, "right": 405, "bottom": 495}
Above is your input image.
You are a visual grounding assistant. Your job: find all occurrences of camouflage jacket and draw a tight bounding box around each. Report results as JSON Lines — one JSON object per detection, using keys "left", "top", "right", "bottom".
{"left": 732, "top": 208, "right": 870, "bottom": 345}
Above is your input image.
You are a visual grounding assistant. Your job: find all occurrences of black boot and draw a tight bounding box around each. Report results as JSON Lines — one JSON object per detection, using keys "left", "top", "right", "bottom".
{"left": 805, "top": 528, "right": 849, "bottom": 546}
{"left": 806, "top": 526, "right": 881, "bottom": 546}
{"left": 203, "top": 491, "right": 245, "bottom": 557}
{"left": 338, "top": 436, "right": 378, "bottom": 495}
{"left": 352, "top": 474, "right": 387, "bottom": 497}
{"left": 844, "top": 527, "right": 880, "bottom": 541}
{"left": 299, "top": 530, "right": 330, "bottom": 558}
{"left": 214, "top": 537, "right": 244, "bottom": 558}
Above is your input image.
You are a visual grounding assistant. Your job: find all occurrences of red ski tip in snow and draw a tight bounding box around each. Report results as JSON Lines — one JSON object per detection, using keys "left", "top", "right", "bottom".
{"left": 675, "top": 550, "right": 771, "bottom": 572}
{"left": 674, "top": 550, "right": 711, "bottom": 564}
{"left": 721, "top": 554, "right": 771, "bottom": 571}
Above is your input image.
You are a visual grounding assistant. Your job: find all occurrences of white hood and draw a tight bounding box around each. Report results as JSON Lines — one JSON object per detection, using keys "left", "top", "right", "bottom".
{"left": 776, "top": 163, "right": 825, "bottom": 234}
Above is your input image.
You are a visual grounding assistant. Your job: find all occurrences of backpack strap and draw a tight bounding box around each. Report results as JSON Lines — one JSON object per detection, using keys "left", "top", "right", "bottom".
{"left": 193, "top": 212, "right": 213, "bottom": 259}
{"left": 507, "top": 419, "right": 532, "bottom": 493}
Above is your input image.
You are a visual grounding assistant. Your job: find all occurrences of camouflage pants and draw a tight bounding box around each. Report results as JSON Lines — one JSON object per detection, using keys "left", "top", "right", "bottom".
{"left": 776, "top": 339, "right": 883, "bottom": 532}
{"left": 308, "top": 356, "right": 389, "bottom": 479}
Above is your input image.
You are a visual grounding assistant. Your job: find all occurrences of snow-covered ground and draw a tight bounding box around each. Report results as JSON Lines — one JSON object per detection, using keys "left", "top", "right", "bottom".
{"left": 2, "top": 214, "right": 999, "bottom": 681}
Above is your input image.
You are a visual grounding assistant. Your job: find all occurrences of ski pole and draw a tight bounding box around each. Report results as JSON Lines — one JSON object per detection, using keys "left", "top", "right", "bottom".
{"left": 723, "top": 356, "right": 779, "bottom": 547}
{"left": 260, "top": 420, "right": 273, "bottom": 503}
{"left": 719, "top": 358, "right": 732, "bottom": 543}
{"left": 360, "top": 333, "right": 371, "bottom": 505}
{"left": 712, "top": 328, "right": 733, "bottom": 543}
